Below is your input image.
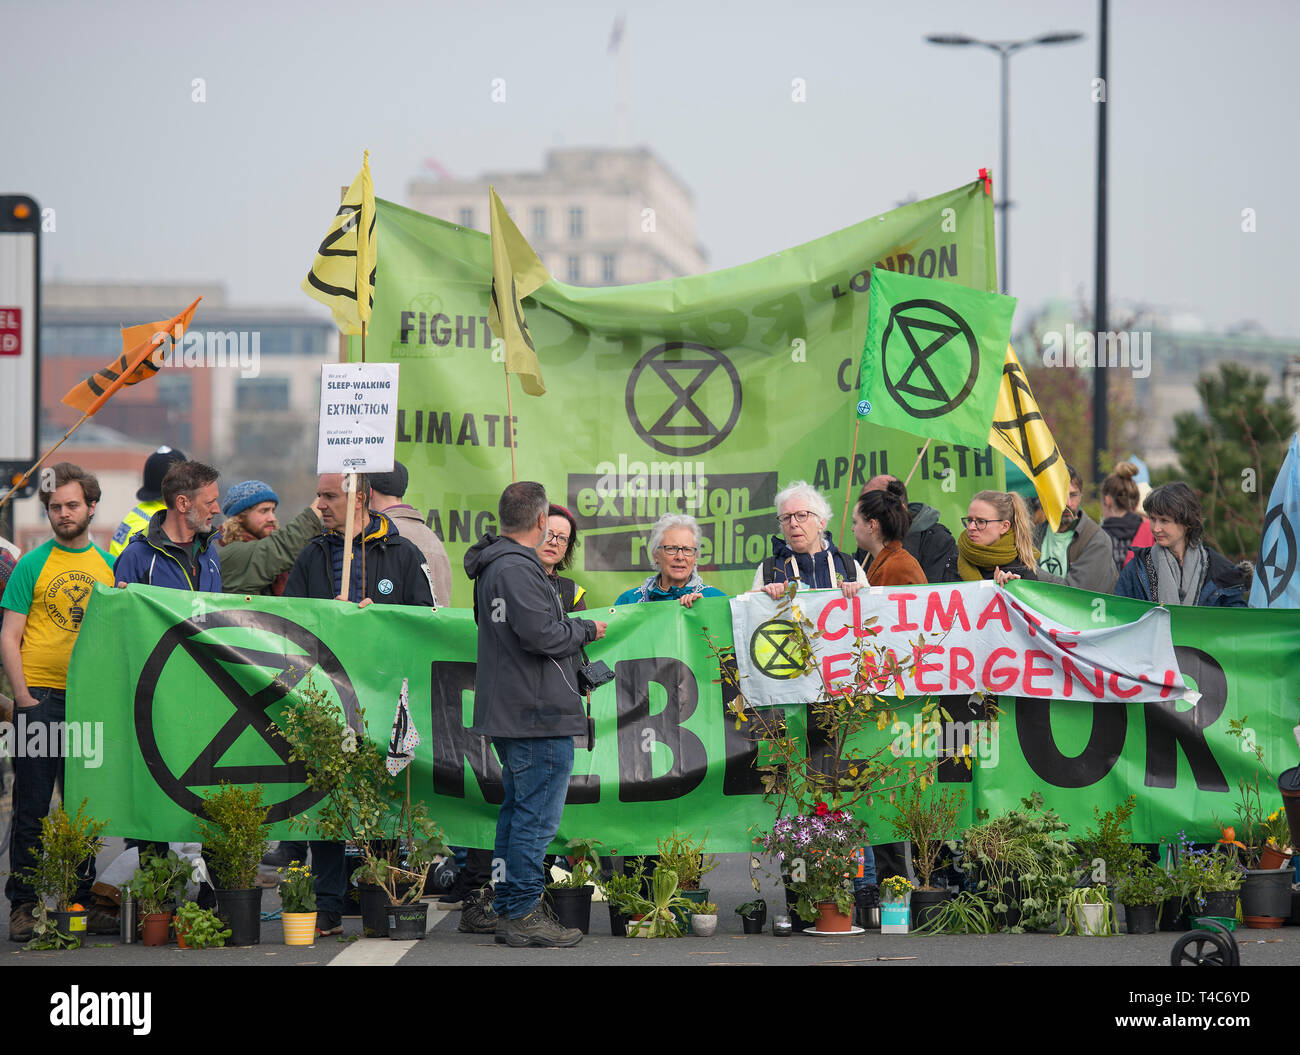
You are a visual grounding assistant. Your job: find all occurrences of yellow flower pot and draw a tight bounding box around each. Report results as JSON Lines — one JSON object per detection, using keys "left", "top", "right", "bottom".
{"left": 282, "top": 912, "right": 317, "bottom": 946}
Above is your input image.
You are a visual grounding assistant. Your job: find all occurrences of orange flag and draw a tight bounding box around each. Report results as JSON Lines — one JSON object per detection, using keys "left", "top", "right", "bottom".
{"left": 61, "top": 298, "right": 201, "bottom": 416}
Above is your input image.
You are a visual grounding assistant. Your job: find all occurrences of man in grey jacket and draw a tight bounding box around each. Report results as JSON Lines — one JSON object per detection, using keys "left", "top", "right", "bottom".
{"left": 368, "top": 461, "right": 452, "bottom": 608}
{"left": 465, "top": 481, "right": 606, "bottom": 948}
{"left": 1030, "top": 467, "right": 1118, "bottom": 593}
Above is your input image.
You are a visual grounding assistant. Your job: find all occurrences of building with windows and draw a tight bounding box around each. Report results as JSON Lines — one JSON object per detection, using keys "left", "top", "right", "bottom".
{"left": 407, "top": 147, "right": 708, "bottom": 285}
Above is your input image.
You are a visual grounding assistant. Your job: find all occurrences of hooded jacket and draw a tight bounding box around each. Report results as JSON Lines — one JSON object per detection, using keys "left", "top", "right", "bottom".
{"left": 1114, "top": 545, "right": 1247, "bottom": 607}
{"left": 855, "top": 502, "right": 959, "bottom": 584}
{"left": 464, "top": 533, "right": 598, "bottom": 738}
{"left": 284, "top": 512, "right": 434, "bottom": 606}
{"left": 113, "top": 510, "right": 222, "bottom": 592}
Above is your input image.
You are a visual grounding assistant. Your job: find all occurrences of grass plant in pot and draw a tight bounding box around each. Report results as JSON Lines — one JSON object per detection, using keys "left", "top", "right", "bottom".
{"left": 196, "top": 782, "right": 271, "bottom": 947}
{"left": 1114, "top": 860, "right": 1165, "bottom": 934}
{"left": 704, "top": 588, "right": 948, "bottom": 937}
{"left": 1224, "top": 715, "right": 1294, "bottom": 927}
{"left": 22, "top": 800, "right": 106, "bottom": 950}
{"left": 1059, "top": 885, "right": 1117, "bottom": 936}
{"left": 599, "top": 858, "right": 647, "bottom": 937}
{"left": 274, "top": 674, "right": 450, "bottom": 940}
{"left": 889, "top": 783, "right": 964, "bottom": 931}
{"left": 545, "top": 837, "right": 605, "bottom": 934}
{"left": 126, "top": 850, "right": 192, "bottom": 947}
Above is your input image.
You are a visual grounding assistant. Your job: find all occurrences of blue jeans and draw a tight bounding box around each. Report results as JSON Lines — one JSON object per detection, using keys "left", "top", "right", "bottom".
{"left": 6, "top": 688, "right": 96, "bottom": 907}
{"left": 491, "top": 736, "right": 574, "bottom": 919}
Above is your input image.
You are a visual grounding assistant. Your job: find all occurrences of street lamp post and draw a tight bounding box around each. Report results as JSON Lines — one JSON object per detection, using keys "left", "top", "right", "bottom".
{"left": 925, "top": 31, "right": 1084, "bottom": 296}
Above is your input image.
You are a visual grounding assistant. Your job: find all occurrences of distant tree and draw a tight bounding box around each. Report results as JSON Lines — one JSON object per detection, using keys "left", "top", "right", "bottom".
{"left": 1170, "top": 363, "right": 1298, "bottom": 562}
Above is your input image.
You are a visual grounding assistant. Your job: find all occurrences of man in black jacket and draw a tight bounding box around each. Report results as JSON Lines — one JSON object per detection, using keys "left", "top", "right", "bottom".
{"left": 854, "top": 475, "right": 959, "bottom": 583}
{"left": 465, "top": 481, "right": 606, "bottom": 948}
{"left": 284, "top": 472, "right": 435, "bottom": 935}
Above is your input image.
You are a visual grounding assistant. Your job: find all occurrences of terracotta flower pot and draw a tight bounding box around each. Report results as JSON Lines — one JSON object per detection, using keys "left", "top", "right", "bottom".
{"left": 141, "top": 912, "right": 172, "bottom": 947}
{"left": 815, "top": 901, "right": 853, "bottom": 932}
{"left": 1259, "top": 845, "right": 1292, "bottom": 871}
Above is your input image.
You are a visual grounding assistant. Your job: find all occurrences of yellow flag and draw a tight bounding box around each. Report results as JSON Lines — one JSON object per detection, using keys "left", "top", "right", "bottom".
{"left": 301, "top": 151, "right": 377, "bottom": 335}
{"left": 988, "top": 345, "right": 1071, "bottom": 531}
{"left": 488, "top": 186, "right": 551, "bottom": 396}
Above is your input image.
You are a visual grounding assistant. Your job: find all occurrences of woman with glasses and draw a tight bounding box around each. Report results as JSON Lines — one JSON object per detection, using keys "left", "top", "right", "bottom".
{"left": 754, "top": 481, "right": 867, "bottom": 598}
{"left": 957, "top": 490, "right": 1039, "bottom": 585}
{"left": 536, "top": 503, "right": 587, "bottom": 612}
{"left": 614, "top": 513, "right": 726, "bottom": 607}
{"left": 1114, "top": 482, "right": 1246, "bottom": 607}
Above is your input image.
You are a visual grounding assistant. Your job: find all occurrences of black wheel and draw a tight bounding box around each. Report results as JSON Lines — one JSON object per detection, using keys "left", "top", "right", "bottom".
{"left": 1171, "top": 929, "right": 1233, "bottom": 966}
{"left": 1192, "top": 917, "right": 1241, "bottom": 966}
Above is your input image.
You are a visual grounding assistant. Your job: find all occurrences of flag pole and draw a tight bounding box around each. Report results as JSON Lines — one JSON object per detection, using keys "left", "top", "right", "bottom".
{"left": 504, "top": 367, "right": 517, "bottom": 482}
{"left": 903, "top": 439, "right": 932, "bottom": 489}
{"left": 837, "top": 420, "right": 862, "bottom": 551}
{"left": 0, "top": 413, "right": 93, "bottom": 512}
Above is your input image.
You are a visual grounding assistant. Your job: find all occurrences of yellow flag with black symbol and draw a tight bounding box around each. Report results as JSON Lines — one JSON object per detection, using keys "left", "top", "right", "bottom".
{"left": 488, "top": 185, "right": 551, "bottom": 396}
{"left": 989, "top": 344, "right": 1071, "bottom": 531}
{"left": 301, "top": 151, "right": 376, "bottom": 335}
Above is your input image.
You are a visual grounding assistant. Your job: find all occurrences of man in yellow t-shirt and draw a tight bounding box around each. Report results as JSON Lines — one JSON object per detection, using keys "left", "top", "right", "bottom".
{"left": 1, "top": 463, "right": 116, "bottom": 941}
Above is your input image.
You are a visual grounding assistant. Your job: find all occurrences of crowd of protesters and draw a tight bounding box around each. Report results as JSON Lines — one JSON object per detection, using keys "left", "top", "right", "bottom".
{"left": 0, "top": 445, "right": 1255, "bottom": 945}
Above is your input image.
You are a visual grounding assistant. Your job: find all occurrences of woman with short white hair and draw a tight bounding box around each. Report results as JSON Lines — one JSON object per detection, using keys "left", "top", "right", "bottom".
{"left": 753, "top": 481, "right": 867, "bottom": 599}
{"left": 615, "top": 513, "right": 726, "bottom": 608}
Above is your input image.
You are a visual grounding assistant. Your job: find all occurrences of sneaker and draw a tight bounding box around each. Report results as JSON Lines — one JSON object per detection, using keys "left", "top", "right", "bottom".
{"left": 316, "top": 911, "right": 343, "bottom": 936}
{"left": 86, "top": 906, "right": 119, "bottom": 935}
{"left": 458, "top": 889, "right": 498, "bottom": 934}
{"left": 8, "top": 904, "right": 37, "bottom": 943}
{"left": 496, "top": 902, "right": 582, "bottom": 948}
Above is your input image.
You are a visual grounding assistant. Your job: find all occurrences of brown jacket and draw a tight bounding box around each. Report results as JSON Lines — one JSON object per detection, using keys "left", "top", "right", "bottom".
{"left": 865, "top": 540, "right": 928, "bottom": 587}
{"left": 382, "top": 504, "right": 453, "bottom": 608}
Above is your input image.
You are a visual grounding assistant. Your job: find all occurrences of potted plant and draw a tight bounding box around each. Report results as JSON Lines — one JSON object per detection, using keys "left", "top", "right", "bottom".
{"left": 1114, "top": 860, "right": 1165, "bottom": 934}
{"left": 600, "top": 859, "right": 648, "bottom": 937}
{"left": 691, "top": 900, "right": 719, "bottom": 937}
{"left": 278, "top": 862, "right": 317, "bottom": 945}
{"left": 23, "top": 799, "right": 106, "bottom": 948}
{"left": 705, "top": 595, "right": 949, "bottom": 937}
{"left": 957, "top": 812, "right": 1036, "bottom": 930}
{"left": 623, "top": 866, "right": 694, "bottom": 938}
{"left": 1224, "top": 716, "right": 1294, "bottom": 926}
{"left": 735, "top": 898, "right": 768, "bottom": 935}
{"left": 545, "top": 837, "right": 605, "bottom": 934}
{"left": 656, "top": 830, "right": 717, "bottom": 926}
{"left": 125, "top": 849, "right": 193, "bottom": 946}
{"left": 1190, "top": 845, "right": 1244, "bottom": 920}
{"left": 880, "top": 876, "right": 913, "bottom": 934}
{"left": 910, "top": 890, "right": 996, "bottom": 935}
{"left": 174, "top": 901, "right": 231, "bottom": 949}
{"left": 275, "top": 676, "right": 449, "bottom": 939}
{"left": 889, "top": 783, "right": 965, "bottom": 930}
{"left": 1059, "top": 885, "right": 1117, "bottom": 936}
{"left": 196, "top": 782, "right": 271, "bottom": 946}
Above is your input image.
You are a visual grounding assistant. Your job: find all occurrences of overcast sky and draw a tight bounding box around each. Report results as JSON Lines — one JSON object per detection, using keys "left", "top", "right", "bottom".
{"left": 6, "top": 0, "right": 1297, "bottom": 336}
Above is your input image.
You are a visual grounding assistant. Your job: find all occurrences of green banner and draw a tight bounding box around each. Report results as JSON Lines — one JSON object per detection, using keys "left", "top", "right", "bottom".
{"left": 360, "top": 180, "right": 1001, "bottom": 608}
{"left": 66, "top": 582, "right": 1300, "bottom": 852}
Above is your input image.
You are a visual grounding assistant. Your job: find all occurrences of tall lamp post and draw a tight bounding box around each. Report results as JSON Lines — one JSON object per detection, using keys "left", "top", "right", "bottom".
{"left": 924, "top": 31, "right": 1084, "bottom": 296}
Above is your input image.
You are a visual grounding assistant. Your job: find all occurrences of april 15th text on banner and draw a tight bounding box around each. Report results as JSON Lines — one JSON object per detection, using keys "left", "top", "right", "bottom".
{"left": 317, "top": 362, "right": 400, "bottom": 474}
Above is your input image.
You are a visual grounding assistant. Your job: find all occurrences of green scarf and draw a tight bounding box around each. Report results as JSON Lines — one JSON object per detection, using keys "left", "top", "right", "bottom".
{"left": 956, "top": 529, "right": 1022, "bottom": 581}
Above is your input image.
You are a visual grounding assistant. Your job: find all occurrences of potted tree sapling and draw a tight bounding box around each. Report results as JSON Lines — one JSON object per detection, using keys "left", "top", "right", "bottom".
{"left": 889, "top": 783, "right": 965, "bottom": 930}
{"left": 22, "top": 800, "right": 106, "bottom": 950}
{"left": 1225, "top": 715, "right": 1294, "bottom": 927}
{"left": 196, "top": 782, "right": 271, "bottom": 946}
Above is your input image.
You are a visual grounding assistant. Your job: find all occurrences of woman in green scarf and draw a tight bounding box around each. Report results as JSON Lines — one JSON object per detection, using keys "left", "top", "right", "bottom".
{"left": 956, "top": 490, "right": 1039, "bottom": 584}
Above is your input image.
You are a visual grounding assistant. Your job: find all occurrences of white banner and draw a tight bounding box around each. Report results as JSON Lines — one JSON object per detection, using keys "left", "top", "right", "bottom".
{"left": 730, "top": 581, "right": 1194, "bottom": 708}
{"left": 316, "top": 362, "right": 399, "bottom": 473}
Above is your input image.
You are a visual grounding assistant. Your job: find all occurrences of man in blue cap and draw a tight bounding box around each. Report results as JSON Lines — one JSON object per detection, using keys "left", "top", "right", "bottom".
{"left": 218, "top": 480, "right": 322, "bottom": 597}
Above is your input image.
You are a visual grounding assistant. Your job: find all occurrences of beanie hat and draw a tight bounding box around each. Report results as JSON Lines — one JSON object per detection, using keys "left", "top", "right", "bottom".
{"left": 368, "top": 461, "right": 409, "bottom": 499}
{"left": 223, "top": 480, "right": 279, "bottom": 518}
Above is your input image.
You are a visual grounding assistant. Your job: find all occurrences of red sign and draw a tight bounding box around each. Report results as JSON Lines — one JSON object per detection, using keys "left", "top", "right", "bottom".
{"left": 0, "top": 307, "right": 20, "bottom": 356}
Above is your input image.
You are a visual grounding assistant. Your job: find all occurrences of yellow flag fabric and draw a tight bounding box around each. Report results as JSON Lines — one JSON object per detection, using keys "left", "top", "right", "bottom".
{"left": 988, "top": 345, "right": 1071, "bottom": 531}
{"left": 301, "top": 151, "right": 377, "bottom": 335}
{"left": 488, "top": 186, "right": 551, "bottom": 396}
{"left": 61, "top": 298, "right": 202, "bottom": 416}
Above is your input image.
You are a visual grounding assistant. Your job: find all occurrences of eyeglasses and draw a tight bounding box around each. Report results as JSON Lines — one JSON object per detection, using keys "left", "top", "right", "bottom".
{"left": 961, "top": 516, "right": 1009, "bottom": 531}
{"left": 545, "top": 531, "right": 570, "bottom": 545}
{"left": 656, "top": 545, "right": 697, "bottom": 557}
{"left": 777, "top": 510, "right": 817, "bottom": 525}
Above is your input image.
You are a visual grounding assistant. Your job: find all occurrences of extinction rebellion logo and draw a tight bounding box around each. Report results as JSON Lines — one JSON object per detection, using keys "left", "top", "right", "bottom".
{"left": 748, "top": 619, "right": 809, "bottom": 680}
{"left": 625, "top": 342, "right": 742, "bottom": 456}
{"left": 880, "top": 298, "right": 980, "bottom": 419}
{"left": 134, "top": 610, "right": 361, "bottom": 822}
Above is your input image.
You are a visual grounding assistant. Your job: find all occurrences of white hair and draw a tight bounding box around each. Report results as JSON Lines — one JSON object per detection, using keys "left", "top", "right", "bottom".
{"left": 774, "top": 481, "right": 831, "bottom": 526}
{"left": 647, "top": 513, "right": 702, "bottom": 564}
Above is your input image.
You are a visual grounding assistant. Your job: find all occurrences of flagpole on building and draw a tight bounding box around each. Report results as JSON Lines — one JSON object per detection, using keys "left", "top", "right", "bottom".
{"left": 837, "top": 420, "right": 862, "bottom": 550}
{"left": 903, "top": 439, "right": 932, "bottom": 489}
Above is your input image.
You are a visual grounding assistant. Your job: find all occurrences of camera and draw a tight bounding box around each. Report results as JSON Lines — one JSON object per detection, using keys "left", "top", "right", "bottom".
{"left": 577, "top": 659, "right": 614, "bottom": 694}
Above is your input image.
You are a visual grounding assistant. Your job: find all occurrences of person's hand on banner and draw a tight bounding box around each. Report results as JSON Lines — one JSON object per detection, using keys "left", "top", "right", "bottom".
{"left": 593, "top": 620, "right": 608, "bottom": 640}
{"left": 679, "top": 591, "right": 704, "bottom": 608}
{"left": 994, "top": 567, "right": 1021, "bottom": 586}
{"left": 840, "top": 581, "right": 862, "bottom": 599}
{"left": 761, "top": 582, "right": 787, "bottom": 600}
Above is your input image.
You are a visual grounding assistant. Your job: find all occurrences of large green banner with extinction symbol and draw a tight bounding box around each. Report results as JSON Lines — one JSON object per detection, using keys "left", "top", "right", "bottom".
{"left": 67, "top": 581, "right": 1300, "bottom": 852}
{"left": 355, "top": 179, "right": 1002, "bottom": 608}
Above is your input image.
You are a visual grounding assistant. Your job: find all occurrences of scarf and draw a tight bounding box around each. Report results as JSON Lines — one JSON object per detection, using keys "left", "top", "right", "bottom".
{"left": 768, "top": 533, "right": 849, "bottom": 589}
{"left": 1152, "top": 543, "right": 1207, "bottom": 606}
{"left": 956, "top": 529, "right": 1023, "bottom": 581}
{"left": 628, "top": 570, "right": 707, "bottom": 603}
